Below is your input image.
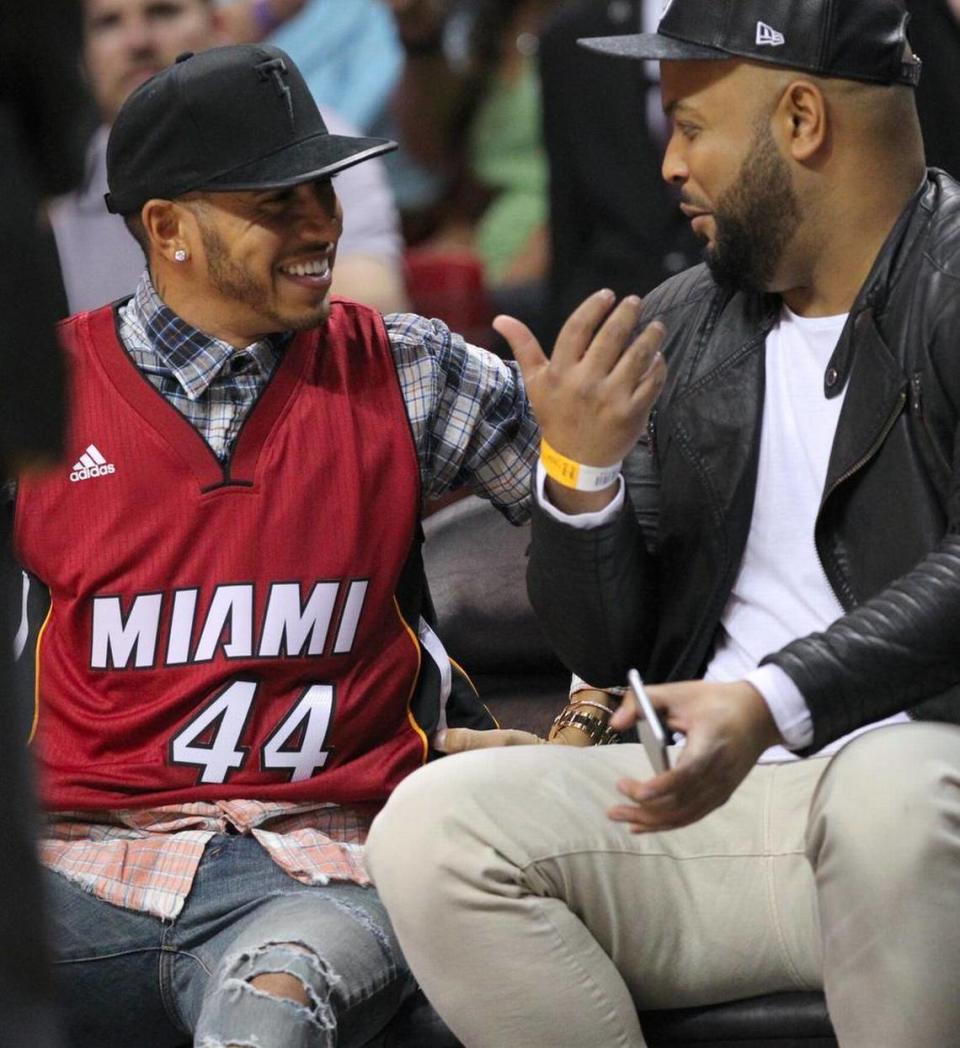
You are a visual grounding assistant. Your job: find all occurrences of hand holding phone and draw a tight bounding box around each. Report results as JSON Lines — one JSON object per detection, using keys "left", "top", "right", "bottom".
{"left": 627, "top": 669, "right": 670, "bottom": 774}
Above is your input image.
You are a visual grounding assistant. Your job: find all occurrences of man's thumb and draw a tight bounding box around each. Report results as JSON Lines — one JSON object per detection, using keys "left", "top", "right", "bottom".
{"left": 493, "top": 314, "right": 545, "bottom": 377}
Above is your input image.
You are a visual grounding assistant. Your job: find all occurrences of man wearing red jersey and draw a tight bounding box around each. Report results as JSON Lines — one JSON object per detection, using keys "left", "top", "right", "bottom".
{"left": 13, "top": 43, "right": 544, "bottom": 1048}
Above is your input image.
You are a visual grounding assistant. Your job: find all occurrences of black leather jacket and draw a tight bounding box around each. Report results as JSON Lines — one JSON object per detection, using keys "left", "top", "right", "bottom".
{"left": 528, "top": 171, "right": 960, "bottom": 753}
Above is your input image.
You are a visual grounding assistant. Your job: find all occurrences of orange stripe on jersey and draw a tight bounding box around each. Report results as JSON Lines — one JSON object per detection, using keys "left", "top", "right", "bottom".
{"left": 449, "top": 656, "right": 499, "bottom": 729}
{"left": 393, "top": 596, "right": 429, "bottom": 763}
{"left": 29, "top": 600, "right": 54, "bottom": 745}
{"left": 449, "top": 656, "right": 478, "bottom": 697}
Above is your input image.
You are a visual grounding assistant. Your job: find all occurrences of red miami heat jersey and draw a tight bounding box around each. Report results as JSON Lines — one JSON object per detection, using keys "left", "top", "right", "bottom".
{"left": 16, "top": 299, "right": 433, "bottom": 811}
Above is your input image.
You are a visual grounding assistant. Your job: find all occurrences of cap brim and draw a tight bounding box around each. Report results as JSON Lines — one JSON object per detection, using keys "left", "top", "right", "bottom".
{"left": 579, "top": 32, "right": 730, "bottom": 62}
{"left": 201, "top": 131, "right": 397, "bottom": 193}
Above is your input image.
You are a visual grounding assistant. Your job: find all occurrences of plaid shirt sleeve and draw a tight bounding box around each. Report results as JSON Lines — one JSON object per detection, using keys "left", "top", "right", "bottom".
{"left": 385, "top": 313, "right": 539, "bottom": 523}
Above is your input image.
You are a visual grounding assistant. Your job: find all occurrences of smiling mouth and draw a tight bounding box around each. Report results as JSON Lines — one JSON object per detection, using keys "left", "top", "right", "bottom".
{"left": 278, "top": 257, "right": 332, "bottom": 281}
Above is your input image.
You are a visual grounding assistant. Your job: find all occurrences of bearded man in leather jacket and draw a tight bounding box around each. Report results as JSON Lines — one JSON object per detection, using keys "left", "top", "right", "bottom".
{"left": 367, "top": 2, "right": 960, "bottom": 1046}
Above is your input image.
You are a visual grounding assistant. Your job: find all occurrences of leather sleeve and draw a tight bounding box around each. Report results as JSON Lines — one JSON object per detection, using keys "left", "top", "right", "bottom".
{"left": 525, "top": 268, "right": 714, "bottom": 688}
{"left": 765, "top": 531, "right": 960, "bottom": 753}
{"left": 526, "top": 442, "right": 661, "bottom": 688}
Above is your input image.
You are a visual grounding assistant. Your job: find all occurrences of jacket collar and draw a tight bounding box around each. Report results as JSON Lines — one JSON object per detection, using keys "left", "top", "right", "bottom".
{"left": 824, "top": 173, "right": 935, "bottom": 398}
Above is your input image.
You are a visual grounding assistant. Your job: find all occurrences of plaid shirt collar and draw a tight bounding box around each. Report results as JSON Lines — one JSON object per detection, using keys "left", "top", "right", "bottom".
{"left": 130, "top": 272, "right": 292, "bottom": 401}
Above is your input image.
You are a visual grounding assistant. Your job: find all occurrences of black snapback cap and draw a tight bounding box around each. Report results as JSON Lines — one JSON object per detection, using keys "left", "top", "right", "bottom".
{"left": 106, "top": 43, "right": 397, "bottom": 215}
{"left": 581, "top": 0, "right": 921, "bottom": 88}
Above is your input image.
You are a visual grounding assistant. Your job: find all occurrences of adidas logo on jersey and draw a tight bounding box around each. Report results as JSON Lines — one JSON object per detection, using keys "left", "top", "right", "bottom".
{"left": 70, "top": 444, "right": 116, "bottom": 482}
{"left": 756, "top": 21, "right": 785, "bottom": 47}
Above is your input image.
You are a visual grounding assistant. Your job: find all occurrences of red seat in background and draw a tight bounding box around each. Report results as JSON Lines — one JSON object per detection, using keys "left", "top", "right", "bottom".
{"left": 404, "top": 248, "right": 496, "bottom": 351}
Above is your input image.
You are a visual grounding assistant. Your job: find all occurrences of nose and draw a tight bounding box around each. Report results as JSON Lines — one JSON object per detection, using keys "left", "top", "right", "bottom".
{"left": 661, "top": 129, "right": 689, "bottom": 187}
{"left": 121, "top": 13, "right": 155, "bottom": 55}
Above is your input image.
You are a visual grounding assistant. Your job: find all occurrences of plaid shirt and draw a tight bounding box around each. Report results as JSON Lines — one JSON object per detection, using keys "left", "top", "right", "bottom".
{"left": 41, "top": 271, "right": 537, "bottom": 919}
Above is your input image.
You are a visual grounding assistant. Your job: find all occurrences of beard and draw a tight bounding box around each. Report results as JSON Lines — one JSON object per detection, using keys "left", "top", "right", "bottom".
{"left": 197, "top": 219, "right": 331, "bottom": 333}
{"left": 704, "top": 118, "right": 801, "bottom": 295}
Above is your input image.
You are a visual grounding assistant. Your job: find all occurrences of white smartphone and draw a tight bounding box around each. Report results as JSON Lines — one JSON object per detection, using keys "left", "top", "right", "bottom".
{"left": 627, "top": 668, "right": 670, "bottom": 774}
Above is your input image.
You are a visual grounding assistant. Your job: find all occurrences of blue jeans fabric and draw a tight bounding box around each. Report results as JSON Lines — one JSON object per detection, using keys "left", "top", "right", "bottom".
{"left": 46, "top": 834, "right": 414, "bottom": 1048}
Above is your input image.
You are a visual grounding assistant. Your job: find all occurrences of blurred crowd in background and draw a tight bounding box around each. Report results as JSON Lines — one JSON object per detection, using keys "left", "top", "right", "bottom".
{"left": 40, "top": 0, "right": 960, "bottom": 352}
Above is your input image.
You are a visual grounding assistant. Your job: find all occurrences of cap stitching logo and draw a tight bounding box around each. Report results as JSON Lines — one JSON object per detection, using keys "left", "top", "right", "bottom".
{"left": 255, "top": 57, "right": 295, "bottom": 128}
{"left": 756, "top": 22, "right": 785, "bottom": 47}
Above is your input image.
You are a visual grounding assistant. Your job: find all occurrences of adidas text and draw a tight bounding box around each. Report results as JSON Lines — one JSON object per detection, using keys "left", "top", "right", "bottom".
{"left": 70, "top": 443, "right": 116, "bottom": 482}
{"left": 70, "top": 463, "right": 116, "bottom": 482}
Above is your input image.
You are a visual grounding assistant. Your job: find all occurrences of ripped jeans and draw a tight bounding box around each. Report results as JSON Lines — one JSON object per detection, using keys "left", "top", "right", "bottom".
{"left": 45, "top": 834, "right": 415, "bottom": 1048}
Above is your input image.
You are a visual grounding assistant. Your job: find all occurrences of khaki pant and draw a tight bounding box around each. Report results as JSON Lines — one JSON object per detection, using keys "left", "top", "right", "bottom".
{"left": 366, "top": 722, "right": 960, "bottom": 1047}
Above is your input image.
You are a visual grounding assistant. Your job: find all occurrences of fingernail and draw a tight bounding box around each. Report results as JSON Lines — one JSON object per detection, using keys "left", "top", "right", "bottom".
{"left": 599, "top": 288, "right": 615, "bottom": 301}
{"left": 433, "top": 729, "right": 447, "bottom": 750}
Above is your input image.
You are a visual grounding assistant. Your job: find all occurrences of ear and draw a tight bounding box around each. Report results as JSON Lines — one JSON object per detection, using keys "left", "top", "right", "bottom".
{"left": 776, "top": 79, "right": 828, "bottom": 163}
{"left": 140, "top": 199, "right": 198, "bottom": 266}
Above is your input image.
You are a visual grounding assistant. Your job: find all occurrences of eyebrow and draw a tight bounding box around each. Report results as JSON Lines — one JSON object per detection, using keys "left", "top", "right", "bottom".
{"left": 663, "top": 99, "right": 693, "bottom": 118}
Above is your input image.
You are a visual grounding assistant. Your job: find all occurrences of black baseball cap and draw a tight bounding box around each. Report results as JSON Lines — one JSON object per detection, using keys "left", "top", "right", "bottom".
{"left": 105, "top": 44, "right": 397, "bottom": 215}
{"left": 581, "top": 0, "right": 921, "bottom": 88}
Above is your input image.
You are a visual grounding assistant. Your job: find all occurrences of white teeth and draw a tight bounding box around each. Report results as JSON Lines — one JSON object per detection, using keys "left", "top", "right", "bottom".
{"left": 282, "top": 258, "right": 329, "bottom": 278}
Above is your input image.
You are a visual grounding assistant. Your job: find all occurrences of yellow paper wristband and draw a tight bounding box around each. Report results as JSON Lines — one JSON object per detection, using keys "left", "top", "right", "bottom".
{"left": 540, "top": 438, "right": 622, "bottom": 492}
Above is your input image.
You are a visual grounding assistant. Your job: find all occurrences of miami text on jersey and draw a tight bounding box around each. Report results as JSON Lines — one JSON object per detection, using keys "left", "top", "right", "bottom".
{"left": 90, "top": 580, "right": 371, "bottom": 669}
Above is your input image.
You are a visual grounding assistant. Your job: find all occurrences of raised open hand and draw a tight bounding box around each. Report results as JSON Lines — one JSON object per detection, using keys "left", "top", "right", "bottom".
{"left": 495, "top": 290, "right": 666, "bottom": 512}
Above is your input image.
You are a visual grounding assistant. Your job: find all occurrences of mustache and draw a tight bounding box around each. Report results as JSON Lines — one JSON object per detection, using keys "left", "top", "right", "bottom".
{"left": 680, "top": 191, "right": 710, "bottom": 211}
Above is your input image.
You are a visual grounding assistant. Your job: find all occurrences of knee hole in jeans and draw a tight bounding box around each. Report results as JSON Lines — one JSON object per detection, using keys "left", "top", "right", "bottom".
{"left": 198, "top": 942, "right": 343, "bottom": 1048}
{"left": 245, "top": 942, "right": 324, "bottom": 1008}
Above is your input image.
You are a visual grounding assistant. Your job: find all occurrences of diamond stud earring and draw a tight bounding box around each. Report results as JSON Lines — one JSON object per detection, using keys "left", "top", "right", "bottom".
{"left": 174, "top": 248, "right": 188, "bottom": 262}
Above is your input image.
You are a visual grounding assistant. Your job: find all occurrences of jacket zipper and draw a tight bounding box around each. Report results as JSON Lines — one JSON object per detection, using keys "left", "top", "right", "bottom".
{"left": 814, "top": 389, "right": 907, "bottom": 609}
{"left": 910, "top": 369, "right": 953, "bottom": 477}
{"left": 911, "top": 371, "right": 922, "bottom": 417}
